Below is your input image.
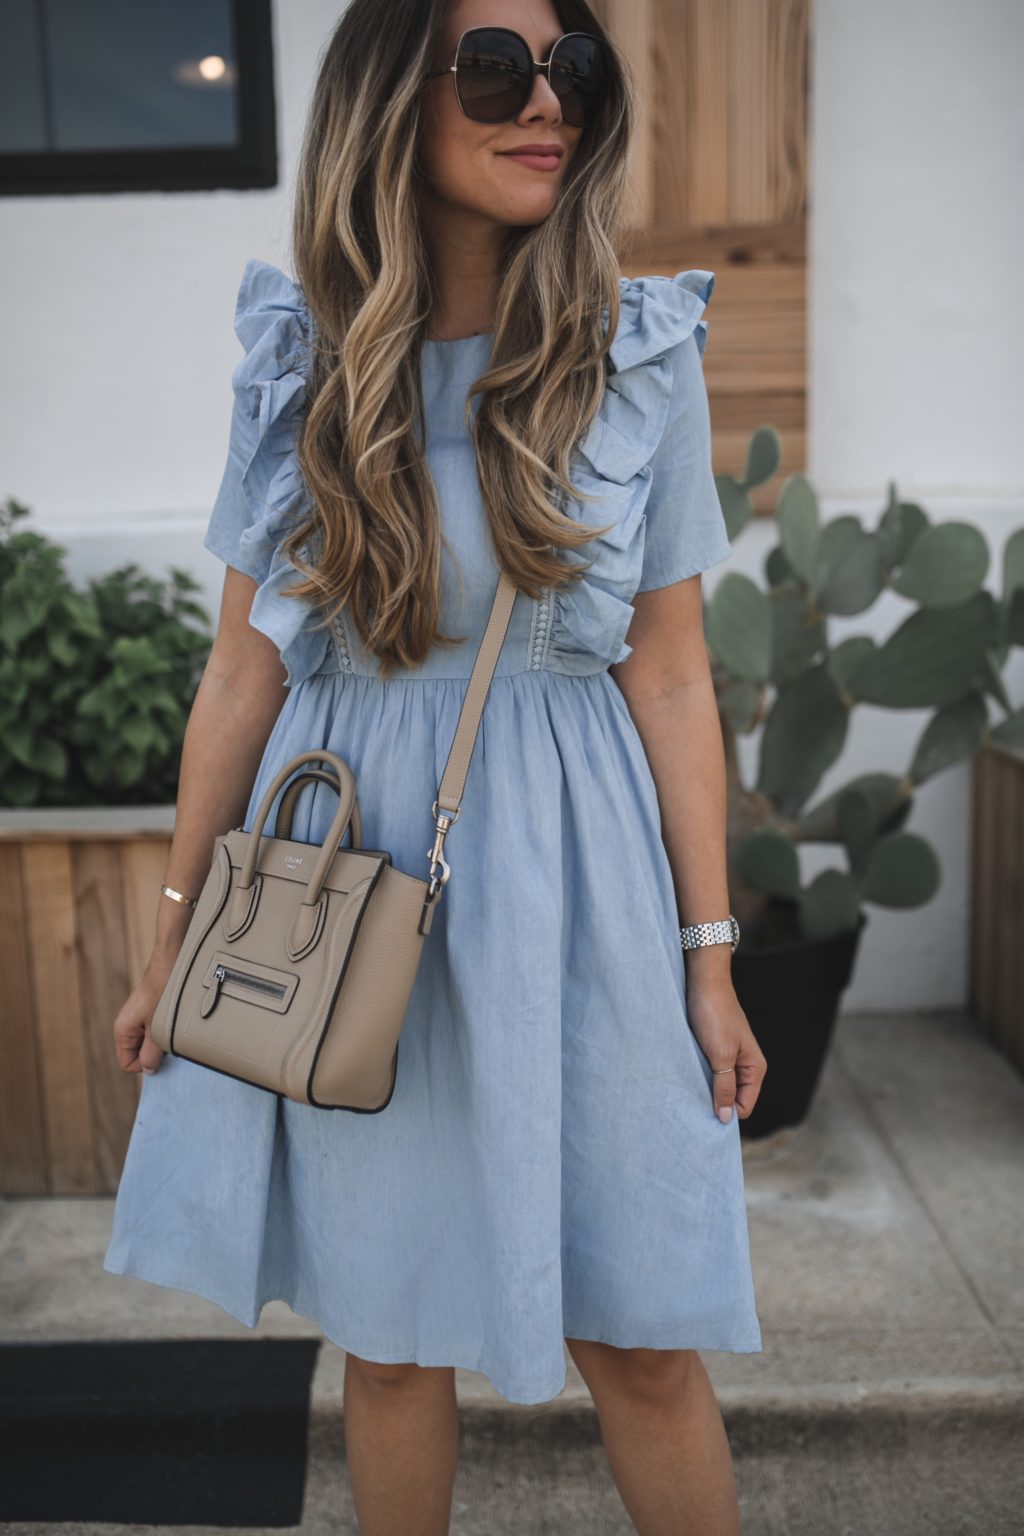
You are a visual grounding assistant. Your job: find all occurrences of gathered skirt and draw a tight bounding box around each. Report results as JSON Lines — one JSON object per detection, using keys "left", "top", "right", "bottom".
{"left": 104, "top": 664, "right": 762, "bottom": 1404}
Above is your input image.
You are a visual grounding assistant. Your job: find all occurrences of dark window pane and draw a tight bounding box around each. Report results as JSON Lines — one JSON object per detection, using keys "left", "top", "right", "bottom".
{"left": 0, "top": 0, "right": 47, "bottom": 151}
{"left": 0, "top": 0, "right": 238, "bottom": 154}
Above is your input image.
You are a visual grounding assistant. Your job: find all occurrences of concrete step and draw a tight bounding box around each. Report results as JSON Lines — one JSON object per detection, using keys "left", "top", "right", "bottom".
{"left": 2, "top": 1386, "right": 1021, "bottom": 1535}
{"left": 262, "top": 1392, "right": 1024, "bottom": 1536}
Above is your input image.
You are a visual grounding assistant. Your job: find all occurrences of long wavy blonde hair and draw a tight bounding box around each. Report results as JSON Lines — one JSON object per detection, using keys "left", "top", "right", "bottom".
{"left": 281, "top": 0, "right": 635, "bottom": 676}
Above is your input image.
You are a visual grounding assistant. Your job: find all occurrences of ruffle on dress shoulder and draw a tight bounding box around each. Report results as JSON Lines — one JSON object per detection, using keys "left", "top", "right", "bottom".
{"left": 206, "top": 258, "right": 330, "bottom": 687}
{"left": 545, "top": 270, "right": 716, "bottom": 673}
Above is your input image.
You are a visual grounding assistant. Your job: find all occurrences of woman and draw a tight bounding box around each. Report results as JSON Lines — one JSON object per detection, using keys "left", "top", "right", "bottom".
{"left": 105, "top": 0, "right": 767, "bottom": 1530}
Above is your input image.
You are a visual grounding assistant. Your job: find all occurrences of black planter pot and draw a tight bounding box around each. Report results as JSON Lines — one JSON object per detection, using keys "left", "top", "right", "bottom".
{"left": 730, "top": 907, "right": 868, "bottom": 1140}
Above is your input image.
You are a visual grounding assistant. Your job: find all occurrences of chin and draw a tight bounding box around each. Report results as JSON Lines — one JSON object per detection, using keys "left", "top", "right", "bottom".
{"left": 493, "top": 192, "right": 562, "bottom": 226}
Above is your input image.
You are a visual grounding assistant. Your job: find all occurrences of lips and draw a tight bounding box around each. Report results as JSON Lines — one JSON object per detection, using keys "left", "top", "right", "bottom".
{"left": 498, "top": 145, "right": 564, "bottom": 171}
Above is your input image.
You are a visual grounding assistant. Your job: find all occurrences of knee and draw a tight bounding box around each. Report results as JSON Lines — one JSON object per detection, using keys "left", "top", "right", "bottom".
{"left": 345, "top": 1352, "right": 452, "bottom": 1393}
{"left": 620, "top": 1346, "right": 700, "bottom": 1404}
{"left": 568, "top": 1340, "right": 701, "bottom": 1406}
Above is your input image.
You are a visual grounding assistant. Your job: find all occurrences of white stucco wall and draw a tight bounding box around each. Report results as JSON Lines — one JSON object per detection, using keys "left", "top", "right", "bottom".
{"left": 1, "top": 0, "right": 1021, "bottom": 1008}
{"left": 792, "top": 0, "right": 1024, "bottom": 1008}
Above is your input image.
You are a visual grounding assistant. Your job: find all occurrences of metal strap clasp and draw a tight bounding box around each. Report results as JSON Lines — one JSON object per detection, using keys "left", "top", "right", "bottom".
{"left": 426, "top": 800, "right": 461, "bottom": 900}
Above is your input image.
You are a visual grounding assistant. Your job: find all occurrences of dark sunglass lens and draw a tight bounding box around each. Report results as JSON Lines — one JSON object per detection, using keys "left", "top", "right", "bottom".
{"left": 455, "top": 28, "right": 532, "bottom": 123}
{"left": 549, "top": 34, "right": 607, "bottom": 127}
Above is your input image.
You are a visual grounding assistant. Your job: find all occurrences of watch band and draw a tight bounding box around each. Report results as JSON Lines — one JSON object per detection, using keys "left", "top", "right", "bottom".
{"left": 679, "top": 915, "right": 740, "bottom": 954}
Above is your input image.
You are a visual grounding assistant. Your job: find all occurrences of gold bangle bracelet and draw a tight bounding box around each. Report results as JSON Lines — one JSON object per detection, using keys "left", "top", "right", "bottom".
{"left": 161, "top": 883, "right": 198, "bottom": 909}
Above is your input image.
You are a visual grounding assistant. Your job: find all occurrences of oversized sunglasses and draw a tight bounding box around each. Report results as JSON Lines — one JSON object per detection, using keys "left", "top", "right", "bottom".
{"left": 426, "top": 26, "right": 609, "bottom": 128}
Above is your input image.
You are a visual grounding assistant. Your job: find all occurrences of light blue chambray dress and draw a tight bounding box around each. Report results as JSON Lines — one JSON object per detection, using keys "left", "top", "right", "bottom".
{"left": 104, "top": 259, "right": 762, "bottom": 1404}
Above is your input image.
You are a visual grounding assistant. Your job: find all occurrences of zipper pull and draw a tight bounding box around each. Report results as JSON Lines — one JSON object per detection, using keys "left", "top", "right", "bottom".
{"left": 201, "top": 964, "right": 226, "bottom": 1018}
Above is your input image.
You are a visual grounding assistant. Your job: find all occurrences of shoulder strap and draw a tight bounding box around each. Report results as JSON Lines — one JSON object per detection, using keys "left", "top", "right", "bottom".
{"left": 435, "top": 570, "right": 518, "bottom": 815}
{"left": 425, "top": 571, "right": 518, "bottom": 901}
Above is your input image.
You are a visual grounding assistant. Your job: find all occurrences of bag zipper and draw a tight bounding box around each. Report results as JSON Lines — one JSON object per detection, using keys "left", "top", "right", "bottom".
{"left": 201, "top": 962, "right": 289, "bottom": 1017}
{"left": 216, "top": 963, "right": 287, "bottom": 998}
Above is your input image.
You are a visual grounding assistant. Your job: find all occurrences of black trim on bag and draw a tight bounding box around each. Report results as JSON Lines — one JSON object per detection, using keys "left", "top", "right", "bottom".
{"left": 304, "top": 854, "right": 397, "bottom": 1109}
{"left": 168, "top": 1035, "right": 400, "bottom": 1115}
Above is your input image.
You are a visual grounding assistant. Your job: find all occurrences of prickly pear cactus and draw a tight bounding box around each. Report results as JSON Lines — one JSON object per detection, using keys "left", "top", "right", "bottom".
{"left": 706, "top": 432, "right": 1024, "bottom": 945}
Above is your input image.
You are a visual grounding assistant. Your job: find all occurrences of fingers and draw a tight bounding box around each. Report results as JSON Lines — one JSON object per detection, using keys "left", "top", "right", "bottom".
{"left": 138, "top": 1034, "right": 167, "bottom": 1075}
{"left": 710, "top": 1041, "right": 767, "bottom": 1123}
{"left": 112, "top": 1011, "right": 147, "bottom": 1074}
{"left": 710, "top": 1062, "right": 738, "bottom": 1123}
{"left": 112, "top": 998, "right": 166, "bottom": 1076}
{"left": 733, "top": 1059, "right": 766, "bottom": 1119}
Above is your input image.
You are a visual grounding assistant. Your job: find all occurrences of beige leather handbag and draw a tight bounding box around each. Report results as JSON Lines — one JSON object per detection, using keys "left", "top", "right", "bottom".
{"left": 150, "top": 572, "right": 518, "bottom": 1111}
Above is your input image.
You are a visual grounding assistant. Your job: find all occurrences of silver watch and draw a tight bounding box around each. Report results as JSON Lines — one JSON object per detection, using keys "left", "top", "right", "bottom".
{"left": 679, "top": 915, "right": 740, "bottom": 954}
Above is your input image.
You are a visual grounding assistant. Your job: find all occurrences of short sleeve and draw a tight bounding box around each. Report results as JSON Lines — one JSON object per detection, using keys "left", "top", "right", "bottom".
{"left": 204, "top": 386, "right": 276, "bottom": 584}
{"left": 202, "top": 258, "right": 312, "bottom": 588}
{"left": 199, "top": 259, "right": 330, "bottom": 687}
{"left": 634, "top": 325, "right": 733, "bottom": 591}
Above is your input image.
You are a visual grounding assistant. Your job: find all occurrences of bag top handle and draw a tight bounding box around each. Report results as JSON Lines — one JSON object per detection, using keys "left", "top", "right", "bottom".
{"left": 240, "top": 748, "right": 359, "bottom": 902}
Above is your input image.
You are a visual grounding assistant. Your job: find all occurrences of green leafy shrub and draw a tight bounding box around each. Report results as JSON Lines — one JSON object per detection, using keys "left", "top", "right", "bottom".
{"left": 709, "top": 433, "right": 1024, "bottom": 945}
{"left": 0, "top": 498, "right": 213, "bottom": 807}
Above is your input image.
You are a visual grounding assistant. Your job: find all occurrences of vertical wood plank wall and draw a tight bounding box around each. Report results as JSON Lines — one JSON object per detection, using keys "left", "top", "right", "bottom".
{"left": 597, "top": 0, "right": 810, "bottom": 509}
{"left": 0, "top": 821, "right": 170, "bottom": 1195}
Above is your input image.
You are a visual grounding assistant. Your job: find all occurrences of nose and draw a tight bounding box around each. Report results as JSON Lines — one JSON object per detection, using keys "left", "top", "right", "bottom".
{"left": 518, "top": 65, "right": 562, "bottom": 123}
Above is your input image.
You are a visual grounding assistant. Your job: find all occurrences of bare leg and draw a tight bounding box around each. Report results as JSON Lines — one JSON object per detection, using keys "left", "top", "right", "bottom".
{"left": 343, "top": 1355, "right": 459, "bottom": 1536}
{"left": 565, "top": 1340, "right": 741, "bottom": 1536}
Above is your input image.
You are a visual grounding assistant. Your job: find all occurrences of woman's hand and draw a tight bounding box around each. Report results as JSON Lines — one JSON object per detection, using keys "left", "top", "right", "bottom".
{"left": 685, "top": 973, "right": 767, "bottom": 1124}
{"left": 112, "top": 948, "right": 178, "bottom": 1077}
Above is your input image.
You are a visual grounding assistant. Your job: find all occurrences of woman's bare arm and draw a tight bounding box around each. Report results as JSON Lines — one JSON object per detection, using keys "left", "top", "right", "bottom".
{"left": 113, "top": 566, "right": 291, "bottom": 1075}
{"left": 610, "top": 577, "right": 767, "bottom": 1122}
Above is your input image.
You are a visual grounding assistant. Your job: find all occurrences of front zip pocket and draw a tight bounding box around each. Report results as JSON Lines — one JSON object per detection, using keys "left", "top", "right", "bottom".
{"left": 198, "top": 952, "right": 298, "bottom": 1017}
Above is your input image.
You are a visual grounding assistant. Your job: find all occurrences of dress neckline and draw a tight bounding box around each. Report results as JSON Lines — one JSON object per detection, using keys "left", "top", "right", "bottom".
{"left": 423, "top": 331, "right": 495, "bottom": 346}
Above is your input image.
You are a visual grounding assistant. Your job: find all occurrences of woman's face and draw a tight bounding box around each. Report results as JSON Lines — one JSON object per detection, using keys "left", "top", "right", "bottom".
{"left": 419, "top": 0, "right": 584, "bottom": 230}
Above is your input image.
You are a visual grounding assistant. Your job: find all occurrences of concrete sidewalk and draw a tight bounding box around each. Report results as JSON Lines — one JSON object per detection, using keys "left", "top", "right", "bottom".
{"left": 3, "top": 1010, "right": 1023, "bottom": 1534}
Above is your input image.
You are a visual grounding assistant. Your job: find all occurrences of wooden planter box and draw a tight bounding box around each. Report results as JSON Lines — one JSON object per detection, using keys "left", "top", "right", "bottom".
{"left": 970, "top": 740, "right": 1024, "bottom": 1076}
{"left": 0, "top": 807, "right": 174, "bottom": 1196}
